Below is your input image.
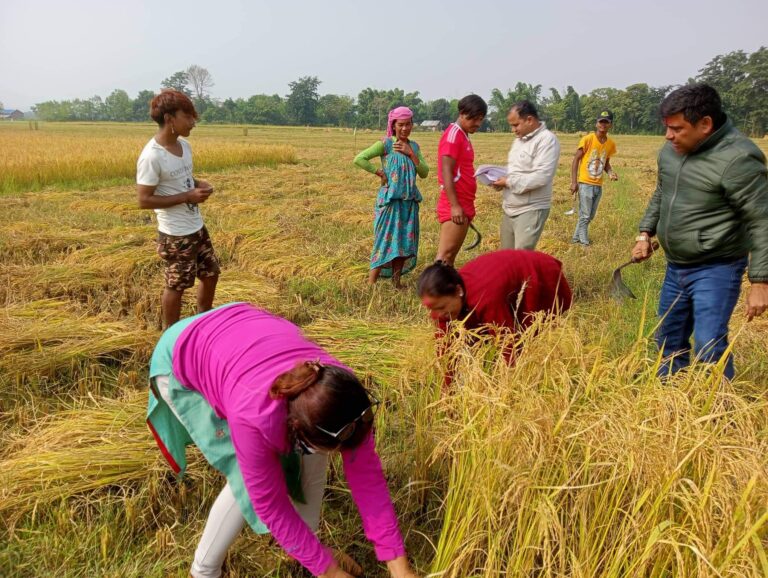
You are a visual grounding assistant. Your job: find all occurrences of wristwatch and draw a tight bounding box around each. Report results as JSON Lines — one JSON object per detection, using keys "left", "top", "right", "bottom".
{"left": 635, "top": 233, "right": 651, "bottom": 242}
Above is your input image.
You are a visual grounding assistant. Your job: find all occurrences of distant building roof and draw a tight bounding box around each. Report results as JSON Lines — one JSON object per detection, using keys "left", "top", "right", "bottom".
{"left": 421, "top": 120, "right": 441, "bottom": 127}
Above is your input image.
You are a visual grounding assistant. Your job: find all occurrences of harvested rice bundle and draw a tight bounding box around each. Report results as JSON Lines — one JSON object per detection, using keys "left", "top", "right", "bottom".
{"left": 0, "top": 300, "right": 155, "bottom": 380}
{"left": 0, "top": 395, "right": 166, "bottom": 520}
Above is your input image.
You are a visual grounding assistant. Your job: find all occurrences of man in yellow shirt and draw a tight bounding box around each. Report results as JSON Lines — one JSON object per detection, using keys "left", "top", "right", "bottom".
{"left": 569, "top": 110, "right": 618, "bottom": 245}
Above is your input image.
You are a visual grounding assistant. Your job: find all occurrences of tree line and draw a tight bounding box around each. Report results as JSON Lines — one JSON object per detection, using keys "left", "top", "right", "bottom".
{"left": 30, "top": 48, "right": 768, "bottom": 136}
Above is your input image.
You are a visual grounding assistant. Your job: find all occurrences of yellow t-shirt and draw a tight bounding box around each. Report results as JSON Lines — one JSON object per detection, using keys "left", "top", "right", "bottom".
{"left": 577, "top": 133, "right": 617, "bottom": 185}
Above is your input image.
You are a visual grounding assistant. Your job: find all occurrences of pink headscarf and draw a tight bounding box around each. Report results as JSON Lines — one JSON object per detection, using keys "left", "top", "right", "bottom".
{"left": 386, "top": 106, "right": 413, "bottom": 137}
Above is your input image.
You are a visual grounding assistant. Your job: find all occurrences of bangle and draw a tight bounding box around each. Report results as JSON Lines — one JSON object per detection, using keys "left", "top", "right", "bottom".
{"left": 636, "top": 234, "right": 650, "bottom": 242}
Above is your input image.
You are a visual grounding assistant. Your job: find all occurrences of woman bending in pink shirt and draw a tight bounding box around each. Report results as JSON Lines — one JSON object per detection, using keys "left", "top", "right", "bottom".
{"left": 147, "top": 303, "right": 419, "bottom": 578}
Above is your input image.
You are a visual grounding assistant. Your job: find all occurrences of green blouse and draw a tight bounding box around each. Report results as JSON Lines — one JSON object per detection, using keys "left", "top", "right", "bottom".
{"left": 353, "top": 138, "right": 429, "bottom": 178}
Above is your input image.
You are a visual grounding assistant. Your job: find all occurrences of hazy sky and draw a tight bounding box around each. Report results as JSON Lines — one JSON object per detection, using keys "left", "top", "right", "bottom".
{"left": 2, "top": 0, "right": 766, "bottom": 111}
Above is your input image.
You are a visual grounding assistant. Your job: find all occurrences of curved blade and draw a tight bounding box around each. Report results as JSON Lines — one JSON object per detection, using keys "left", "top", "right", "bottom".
{"left": 609, "top": 242, "right": 659, "bottom": 300}
{"left": 466, "top": 223, "right": 482, "bottom": 250}
{"left": 610, "top": 265, "right": 637, "bottom": 300}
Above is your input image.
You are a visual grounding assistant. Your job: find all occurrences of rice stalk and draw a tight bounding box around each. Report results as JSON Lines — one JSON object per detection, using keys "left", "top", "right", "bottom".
{"left": 304, "top": 318, "right": 430, "bottom": 382}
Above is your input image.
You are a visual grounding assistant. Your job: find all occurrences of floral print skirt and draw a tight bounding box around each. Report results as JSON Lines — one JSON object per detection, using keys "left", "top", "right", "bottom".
{"left": 370, "top": 199, "right": 419, "bottom": 277}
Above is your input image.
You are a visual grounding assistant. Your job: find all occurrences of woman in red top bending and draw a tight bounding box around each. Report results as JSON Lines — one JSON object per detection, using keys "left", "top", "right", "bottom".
{"left": 418, "top": 250, "right": 572, "bottom": 340}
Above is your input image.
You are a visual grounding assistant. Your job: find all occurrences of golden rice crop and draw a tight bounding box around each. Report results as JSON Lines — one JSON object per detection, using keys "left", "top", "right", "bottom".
{"left": 414, "top": 321, "right": 768, "bottom": 578}
{"left": 0, "top": 122, "right": 297, "bottom": 193}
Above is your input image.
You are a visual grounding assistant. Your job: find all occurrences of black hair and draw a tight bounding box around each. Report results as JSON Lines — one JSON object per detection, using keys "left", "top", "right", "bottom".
{"left": 659, "top": 84, "right": 726, "bottom": 130}
{"left": 417, "top": 261, "right": 466, "bottom": 297}
{"left": 272, "top": 362, "right": 373, "bottom": 452}
{"left": 458, "top": 94, "right": 488, "bottom": 120}
{"left": 510, "top": 100, "right": 539, "bottom": 120}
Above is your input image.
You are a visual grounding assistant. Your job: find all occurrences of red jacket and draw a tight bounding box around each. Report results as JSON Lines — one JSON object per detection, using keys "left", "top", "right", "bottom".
{"left": 435, "top": 250, "right": 572, "bottom": 335}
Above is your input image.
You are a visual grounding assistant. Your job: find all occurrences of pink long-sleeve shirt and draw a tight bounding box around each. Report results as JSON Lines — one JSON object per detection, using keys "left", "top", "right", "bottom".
{"left": 171, "top": 303, "right": 405, "bottom": 576}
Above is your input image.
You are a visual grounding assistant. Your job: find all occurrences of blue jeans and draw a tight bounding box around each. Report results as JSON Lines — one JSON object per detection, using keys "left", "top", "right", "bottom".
{"left": 572, "top": 184, "right": 602, "bottom": 244}
{"left": 656, "top": 257, "right": 747, "bottom": 380}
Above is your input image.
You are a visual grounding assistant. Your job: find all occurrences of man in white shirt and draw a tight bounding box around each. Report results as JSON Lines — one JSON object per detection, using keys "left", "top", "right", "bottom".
{"left": 492, "top": 101, "right": 561, "bottom": 250}
{"left": 137, "top": 90, "right": 220, "bottom": 328}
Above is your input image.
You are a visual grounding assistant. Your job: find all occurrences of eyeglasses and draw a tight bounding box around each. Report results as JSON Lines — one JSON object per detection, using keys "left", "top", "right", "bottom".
{"left": 315, "top": 393, "right": 380, "bottom": 442}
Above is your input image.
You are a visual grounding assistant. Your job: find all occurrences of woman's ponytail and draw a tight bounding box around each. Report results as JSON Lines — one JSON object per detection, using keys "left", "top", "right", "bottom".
{"left": 270, "top": 360, "right": 323, "bottom": 400}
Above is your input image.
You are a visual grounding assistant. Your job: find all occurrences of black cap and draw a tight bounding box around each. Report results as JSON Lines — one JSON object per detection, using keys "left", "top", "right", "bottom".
{"left": 597, "top": 110, "right": 614, "bottom": 123}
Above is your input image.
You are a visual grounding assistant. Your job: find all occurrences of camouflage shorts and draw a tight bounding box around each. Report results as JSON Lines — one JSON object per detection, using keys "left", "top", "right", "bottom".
{"left": 156, "top": 226, "right": 221, "bottom": 291}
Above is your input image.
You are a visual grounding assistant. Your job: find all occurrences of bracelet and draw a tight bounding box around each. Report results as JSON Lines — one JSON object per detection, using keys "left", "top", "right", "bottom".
{"left": 635, "top": 234, "right": 650, "bottom": 242}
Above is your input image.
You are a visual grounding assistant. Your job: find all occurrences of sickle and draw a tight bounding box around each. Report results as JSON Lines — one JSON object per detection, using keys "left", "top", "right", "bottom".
{"left": 465, "top": 223, "right": 482, "bottom": 250}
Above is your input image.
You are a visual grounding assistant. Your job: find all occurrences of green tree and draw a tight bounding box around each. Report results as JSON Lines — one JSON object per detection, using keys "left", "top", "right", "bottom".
{"left": 355, "top": 87, "right": 423, "bottom": 129}
{"left": 742, "top": 47, "right": 768, "bottom": 135}
{"left": 132, "top": 90, "right": 156, "bottom": 121}
{"left": 488, "top": 89, "right": 513, "bottom": 132}
{"left": 32, "top": 100, "right": 72, "bottom": 121}
{"left": 420, "top": 98, "right": 453, "bottom": 127}
{"left": 104, "top": 89, "right": 132, "bottom": 121}
{"left": 355, "top": 88, "right": 377, "bottom": 128}
{"left": 286, "top": 76, "right": 321, "bottom": 125}
{"left": 562, "top": 86, "right": 582, "bottom": 132}
{"left": 697, "top": 50, "right": 749, "bottom": 127}
{"left": 356, "top": 88, "right": 389, "bottom": 129}
{"left": 244, "top": 94, "right": 287, "bottom": 125}
{"left": 201, "top": 101, "right": 231, "bottom": 124}
{"left": 317, "top": 94, "right": 355, "bottom": 127}
{"left": 616, "top": 84, "right": 650, "bottom": 133}
{"left": 488, "top": 83, "right": 542, "bottom": 131}
{"left": 71, "top": 97, "right": 104, "bottom": 121}
{"left": 580, "top": 88, "right": 622, "bottom": 132}
{"left": 161, "top": 71, "right": 192, "bottom": 96}
{"left": 222, "top": 98, "right": 243, "bottom": 124}
{"left": 192, "top": 96, "right": 213, "bottom": 116}
{"left": 541, "top": 88, "right": 566, "bottom": 132}
{"left": 89, "top": 96, "right": 105, "bottom": 121}
{"left": 698, "top": 46, "right": 768, "bottom": 135}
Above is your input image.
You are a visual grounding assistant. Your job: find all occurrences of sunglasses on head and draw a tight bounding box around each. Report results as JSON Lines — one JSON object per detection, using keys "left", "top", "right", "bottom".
{"left": 315, "top": 393, "right": 380, "bottom": 443}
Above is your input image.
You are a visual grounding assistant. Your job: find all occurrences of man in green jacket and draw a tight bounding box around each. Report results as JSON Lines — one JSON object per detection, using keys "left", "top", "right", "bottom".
{"left": 631, "top": 84, "right": 768, "bottom": 380}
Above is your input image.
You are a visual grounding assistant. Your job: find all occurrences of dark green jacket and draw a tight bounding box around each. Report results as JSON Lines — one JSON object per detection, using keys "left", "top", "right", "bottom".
{"left": 639, "top": 119, "right": 768, "bottom": 282}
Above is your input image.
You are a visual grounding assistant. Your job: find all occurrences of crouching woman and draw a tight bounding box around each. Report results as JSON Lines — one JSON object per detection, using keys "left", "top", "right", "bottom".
{"left": 417, "top": 250, "right": 573, "bottom": 359}
{"left": 146, "top": 302, "right": 419, "bottom": 578}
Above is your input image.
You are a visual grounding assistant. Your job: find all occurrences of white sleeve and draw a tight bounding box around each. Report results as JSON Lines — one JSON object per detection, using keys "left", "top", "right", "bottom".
{"left": 136, "top": 150, "right": 161, "bottom": 186}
